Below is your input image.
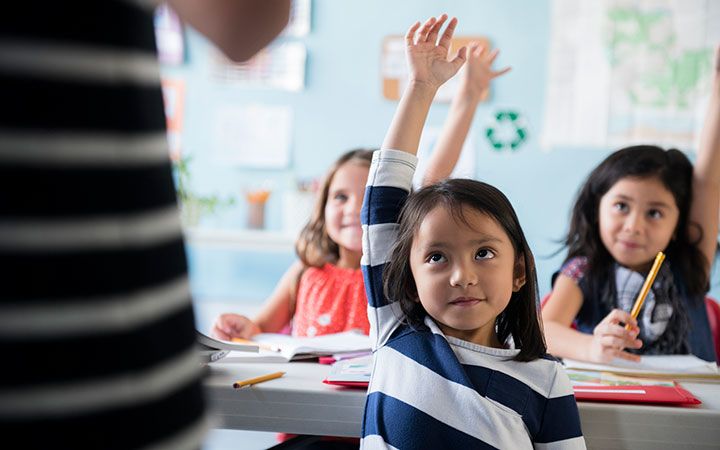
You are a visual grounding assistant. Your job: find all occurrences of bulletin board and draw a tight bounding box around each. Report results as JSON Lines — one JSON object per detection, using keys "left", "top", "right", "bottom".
{"left": 381, "top": 35, "right": 491, "bottom": 102}
{"left": 160, "top": 78, "right": 185, "bottom": 159}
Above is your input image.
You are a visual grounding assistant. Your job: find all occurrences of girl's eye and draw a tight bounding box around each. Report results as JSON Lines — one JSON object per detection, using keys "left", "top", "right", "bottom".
{"left": 475, "top": 249, "right": 495, "bottom": 260}
{"left": 613, "top": 202, "right": 628, "bottom": 213}
{"left": 427, "top": 253, "right": 446, "bottom": 264}
{"left": 333, "top": 193, "right": 348, "bottom": 202}
{"left": 648, "top": 209, "right": 663, "bottom": 219}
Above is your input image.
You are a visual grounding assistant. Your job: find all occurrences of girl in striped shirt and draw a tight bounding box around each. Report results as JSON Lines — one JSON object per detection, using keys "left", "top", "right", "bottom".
{"left": 360, "top": 15, "right": 585, "bottom": 449}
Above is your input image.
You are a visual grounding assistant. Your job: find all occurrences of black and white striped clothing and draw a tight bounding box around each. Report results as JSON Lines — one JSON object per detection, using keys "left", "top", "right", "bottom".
{"left": 0, "top": 1, "right": 206, "bottom": 448}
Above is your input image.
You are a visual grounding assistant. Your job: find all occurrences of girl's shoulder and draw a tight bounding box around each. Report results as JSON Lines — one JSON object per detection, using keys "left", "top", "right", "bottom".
{"left": 305, "top": 262, "right": 362, "bottom": 275}
{"left": 300, "top": 263, "right": 364, "bottom": 284}
{"left": 559, "top": 256, "right": 589, "bottom": 283}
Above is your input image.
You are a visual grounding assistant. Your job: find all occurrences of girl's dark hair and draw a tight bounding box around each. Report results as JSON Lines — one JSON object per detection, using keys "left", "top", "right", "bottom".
{"left": 564, "top": 145, "right": 708, "bottom": 299}
{"left": 296, "top": 148, "right": 375, "bottom": 267}
{"left": 383, "top": 178, "right": 546, "bottom": 362}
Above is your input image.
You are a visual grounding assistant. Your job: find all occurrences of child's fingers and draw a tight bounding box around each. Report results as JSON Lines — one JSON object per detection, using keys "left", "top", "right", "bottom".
{"left": 438, "top": 16, "right": 458, "bottom": 50}
{"left": 615, "top": 350, "right": 642, "bottom": 363}
{"left": 426, "top": 13, "right": 447, "bottom": 45}
{"left": 405, "top": 21, "right": 421, "bottom": 46}
{"left": 449, "top": 46, "right": 468, "bottom": 71}
{"left": 486, "top": 48, "right": 500, "bottom": 64}
{"left": 605, "top": 308, "right": 638, "bottom": 328}
{"left": 491, "top": 66, "right": 512, "bottom": 78}
{"left": 597, "top": 323, "right": 642, "bottom": 350}
{"left": 599, "top": 334, "right": 631, "bottom": 350}
{"left": 211, "top": 324, "right": 231, "bottom": 341}
{"left": 417, "top": 16, "right": 437, "bottom": 43}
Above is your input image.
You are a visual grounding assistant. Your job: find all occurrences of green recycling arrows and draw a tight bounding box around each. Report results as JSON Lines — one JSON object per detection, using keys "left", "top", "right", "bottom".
{"left": 485, "top": 110, "right": 528, "bottom": 151}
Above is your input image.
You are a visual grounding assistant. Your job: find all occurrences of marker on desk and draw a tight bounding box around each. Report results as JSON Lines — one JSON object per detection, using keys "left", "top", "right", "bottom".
{"left": 233, "top": 371, "right": 285, "bottom": 389}
{"left": 625, "top": 251, "right": 665, "bottom": 331}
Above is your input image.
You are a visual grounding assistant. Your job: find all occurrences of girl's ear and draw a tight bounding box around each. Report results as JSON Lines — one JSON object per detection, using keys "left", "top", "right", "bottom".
{"left": 513, "top": 255, "right": 526, "bottom": 292}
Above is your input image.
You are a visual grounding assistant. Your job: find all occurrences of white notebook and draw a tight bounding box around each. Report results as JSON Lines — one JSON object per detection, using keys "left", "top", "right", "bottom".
{"left": 562, "top": 354, "right": 720, "bottom": 380}
{"left": 221, "top": 331, "right": 371, "bottom": 363}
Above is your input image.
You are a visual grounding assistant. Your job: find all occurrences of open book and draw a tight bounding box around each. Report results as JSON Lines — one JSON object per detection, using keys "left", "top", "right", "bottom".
{"left": 562, "top": 354, "right": 720, "bottom": 381}
{"left": 221, "top": 331, "right": 371, "bottom": 363}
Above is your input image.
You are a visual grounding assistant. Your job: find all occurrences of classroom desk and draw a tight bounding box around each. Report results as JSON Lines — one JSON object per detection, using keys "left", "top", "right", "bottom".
{"left": 204, "top": 361, "right": 720, "bottom": 450}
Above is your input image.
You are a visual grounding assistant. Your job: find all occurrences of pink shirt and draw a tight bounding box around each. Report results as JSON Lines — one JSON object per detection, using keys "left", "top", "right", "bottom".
{"left": 292, "top": 263, "right": 369, "bottom": 337}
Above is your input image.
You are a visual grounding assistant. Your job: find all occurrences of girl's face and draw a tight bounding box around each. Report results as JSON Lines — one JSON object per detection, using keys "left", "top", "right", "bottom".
{"left": 598, "top": 176, "right": 679, "bottom": 272}
{"left": 324, "top": 161, "right": 369, "bottom": 255}
{"left": 409, "top": 205, "right": 525, "bottom": 346}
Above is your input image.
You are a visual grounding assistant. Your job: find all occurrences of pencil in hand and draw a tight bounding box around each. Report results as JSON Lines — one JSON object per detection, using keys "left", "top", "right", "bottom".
{"left": 232, "top": 371, "right": 285, "bottom": 389}
{"left": 625, "top": 251, "right": 666, "bottom": 330}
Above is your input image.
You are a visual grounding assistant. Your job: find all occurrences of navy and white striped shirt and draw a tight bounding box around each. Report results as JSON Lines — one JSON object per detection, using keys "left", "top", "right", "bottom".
{"left": 360, "top": 150, "right": 585, "bottom": 449}
{"left": 0, "top": 2, "right": 206, "bottom": 448}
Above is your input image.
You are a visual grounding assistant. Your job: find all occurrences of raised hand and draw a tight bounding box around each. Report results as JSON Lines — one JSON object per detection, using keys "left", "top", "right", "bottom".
{"left": 588, "top": 309, "right": 642, "bottom": 363}
{"left": 460, "top": 43, "right": 512, "bottom": 101}
{"left": 405, "top": 14, "right": 467, "bottom": 90}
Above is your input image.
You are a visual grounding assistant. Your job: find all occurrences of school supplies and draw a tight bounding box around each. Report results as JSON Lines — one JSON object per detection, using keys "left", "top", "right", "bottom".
{"left": 221, "top": 331, "right": 372, "bottom": 363}
{"left": 323, "top": 354, "right": 372, "bottom": 388}
{"left": 232, "top": 371, "right": 285, "bottom": 389}
{"left": 626, "top": 251, "right": 665, "bottom": 330}
{"left": 318, "top": 350, "right": 372, "bottom": 365}
{"left": 572, "top": 384, "right": 701, "bottom": 405}
{"left": 562, "top": 354, "right": 720, "bottom": 381}
{"left": 196, "top": 330, "right": 258, "bottom": 364}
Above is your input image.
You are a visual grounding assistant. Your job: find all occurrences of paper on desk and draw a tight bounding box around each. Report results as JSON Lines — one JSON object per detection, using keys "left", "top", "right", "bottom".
{"left": 222, "top": 331, "right": 371, "bottom": 363}
{"left": 566, "top": 369, "right": 675, "bottom": 387}
{"left": 324, "top": 355, "right": 372, "bottom": 384}
{"left": 562, "top": 354, "right": 719, "bottom": 379}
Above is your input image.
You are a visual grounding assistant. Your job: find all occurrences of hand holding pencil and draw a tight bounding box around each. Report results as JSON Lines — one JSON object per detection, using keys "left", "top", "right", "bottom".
{"left": 588, "top": 252, "right": 665, "bottom": 364}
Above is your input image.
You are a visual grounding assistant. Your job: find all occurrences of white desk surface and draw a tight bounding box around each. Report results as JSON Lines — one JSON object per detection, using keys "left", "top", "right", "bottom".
{"left": 204, "top": 361, "right": 720, "bottom": 450}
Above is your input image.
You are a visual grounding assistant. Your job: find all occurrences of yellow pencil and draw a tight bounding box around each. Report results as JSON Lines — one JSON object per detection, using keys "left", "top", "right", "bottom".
{"left": 625, "top": 251, "right": 666, "bottom": 330}
{"left": 231, "top": 337, "right": 280, "bottom": 352}
{"left": 232, "top": 371, "right": 285, "bottom": 389}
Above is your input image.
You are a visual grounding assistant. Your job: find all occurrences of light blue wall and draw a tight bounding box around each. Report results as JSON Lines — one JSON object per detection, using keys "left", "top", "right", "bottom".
{"left": 162, "top": 0, "right": 720, "bottom": 304}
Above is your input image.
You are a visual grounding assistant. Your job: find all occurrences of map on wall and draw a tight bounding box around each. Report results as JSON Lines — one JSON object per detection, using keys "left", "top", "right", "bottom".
{"left": 541, "top": 0, "right": 719, "bottom": 151}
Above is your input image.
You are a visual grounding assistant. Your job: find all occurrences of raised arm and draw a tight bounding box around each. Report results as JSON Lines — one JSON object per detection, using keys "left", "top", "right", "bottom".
{"left": 382, "top": 14, "right": 467, "bottom": 154}
{"left": 168, "top": 0, "right": 291, "bottom": 62}
{"left": 363, "top": 15, "right": 465, "bottom": 349}
{"left": 689, "top": 46, "right": 720, "bottom": 275}
{"left": 422, "top": 44, "right": 511, "bottom": 186}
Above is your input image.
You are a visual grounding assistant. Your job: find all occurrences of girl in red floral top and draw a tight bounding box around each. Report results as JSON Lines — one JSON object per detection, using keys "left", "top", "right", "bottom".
{"left": 212, "top": 148, "right": 373, "bottom": 338}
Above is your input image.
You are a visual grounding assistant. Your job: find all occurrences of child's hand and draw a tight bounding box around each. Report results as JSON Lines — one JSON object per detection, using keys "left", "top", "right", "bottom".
{"left": 405, "top": 14, "right": 467, "bottom": 90}
{"left": 460, "top": 43, "right": 511, "bottom": 102}
{"left": 211, "top": 313, "right": 261, "bottom": 340}
{"left": 588, "top": 309, "right": 643, "bottom": 363}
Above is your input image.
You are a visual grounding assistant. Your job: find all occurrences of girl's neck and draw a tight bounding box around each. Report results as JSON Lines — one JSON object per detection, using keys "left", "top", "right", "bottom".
{"left": 439, "top": 322, "right": 503, "bottom": 348}
{"left": 617, "top": 260, "right": 654, "bottom": 274}
{"left": 336, "top": 247, "right": 361, "bottom": 269}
